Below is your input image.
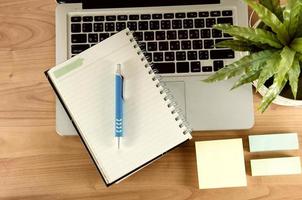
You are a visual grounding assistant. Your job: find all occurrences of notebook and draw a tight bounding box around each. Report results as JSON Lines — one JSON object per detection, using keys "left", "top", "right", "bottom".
{"left": 45, "top": 28, "right": 192, "bottom": 186}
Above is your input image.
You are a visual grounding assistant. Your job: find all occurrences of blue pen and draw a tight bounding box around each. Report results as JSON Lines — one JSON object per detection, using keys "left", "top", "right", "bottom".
{"left": 115, "top": 64, "right": 124, "bottom": 149}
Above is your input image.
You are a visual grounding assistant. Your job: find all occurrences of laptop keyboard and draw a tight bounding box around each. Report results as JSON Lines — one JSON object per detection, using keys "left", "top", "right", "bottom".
{"left": 69, "top": 10, "right": 235, "bottom": 74}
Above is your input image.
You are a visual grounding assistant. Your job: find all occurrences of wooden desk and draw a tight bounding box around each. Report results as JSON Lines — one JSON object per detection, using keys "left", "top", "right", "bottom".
{"left": 1, "top": 0, "right": 301, "bottom": 199}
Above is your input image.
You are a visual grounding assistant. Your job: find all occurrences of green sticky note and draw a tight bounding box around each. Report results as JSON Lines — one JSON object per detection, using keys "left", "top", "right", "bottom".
{"left": 249, "top": 133, "right": 299, "bottom": 152}
{"left": 54, "top": 58, "right": 84, "bottom": 78}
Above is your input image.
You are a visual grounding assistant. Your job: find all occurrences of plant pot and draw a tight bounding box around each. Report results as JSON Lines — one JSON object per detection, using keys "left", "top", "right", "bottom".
{"left": 250, "top": 17, "right": 302, "bottom": 107}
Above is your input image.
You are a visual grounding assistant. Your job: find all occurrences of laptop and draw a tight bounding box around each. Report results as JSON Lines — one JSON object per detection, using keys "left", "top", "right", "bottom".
{"left": 55, "top": 0, "right": 254, "bottom": 136}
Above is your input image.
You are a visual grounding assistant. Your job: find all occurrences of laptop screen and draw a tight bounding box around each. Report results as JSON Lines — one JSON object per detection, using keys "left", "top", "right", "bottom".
{"left": 82, "top": 0, "right": 220, "bottom": 9}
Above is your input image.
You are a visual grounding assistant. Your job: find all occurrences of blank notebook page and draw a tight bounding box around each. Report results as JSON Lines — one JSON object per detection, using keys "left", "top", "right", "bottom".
{"left": 47, "top": 29, "right": 191, "bottom": 184}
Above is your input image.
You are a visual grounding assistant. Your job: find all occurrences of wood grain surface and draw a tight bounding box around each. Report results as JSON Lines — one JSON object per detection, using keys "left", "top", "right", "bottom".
{"left": 1, "top": 0, "right": 301, "bottom": 199}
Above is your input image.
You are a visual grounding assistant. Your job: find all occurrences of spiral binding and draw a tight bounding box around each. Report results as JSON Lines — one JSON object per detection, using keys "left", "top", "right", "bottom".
{"left": 126, "top": 30, "right": 192, "bottom": 137}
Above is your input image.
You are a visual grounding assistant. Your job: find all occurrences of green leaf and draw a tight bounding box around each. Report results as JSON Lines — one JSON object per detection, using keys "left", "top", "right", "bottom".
{"left": 214, "top": 24, "right": 282, "bottom": 48}
{"left": 215, "top": 40, "right": 261, "bottom": 52}
{"left": 256, "top": 53, "right": 281, "bottom": 91}
{"left": 203, "top": 50, "right": 277, "bottom": 83}
{"left": 259, "top": 0, "right": 283, "bottom": 21}
{"left": 244, "top": 0, "right": 290, "bottom": 45}
{"left": 288, "top": 57, "right": 301, "bottom": 99}
{"left": 283, "top": 0, "right": 302, "bottom": 38}
{"left": 258, "top": 46, "right": 296, "bottom": 112}
{"left": 231, "top": 62, "right": 265, "bottom": 90}
{"left": 290, "top": 37, "right": 302, "bottom": 54}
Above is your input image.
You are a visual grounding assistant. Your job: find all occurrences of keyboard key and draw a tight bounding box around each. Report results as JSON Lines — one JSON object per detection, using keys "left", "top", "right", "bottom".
{"left": 71, "top": 24, "right": 81, "bottom": 33}
{"left": 134, "top": 32, "right": 144, "bottom": 41}
{"left": 110, "top": 32, "right": 117, "bottom": 36}
{"left": 94, "top": 23, "right": 103, "bottom": 32}
{"left": 71, "top": 44, "right": 90, "bottom": 54}
{"left": 172, "top": 20, "right": 182, "bottom": 29}
{"left": 152, "top": 14, "right": 162, "bottom": 19}
{"left": 176, "top": 51, "right": 186, "bottom": 61}
{"left": 183, "top": 19, "right": 194, "bottom": 28}
{"left": 210, "top": 49, "right": 235, "bottom": 59}
{"left": 90, "top": 44, "right": 97, "bottom": 47}
{"left": 165, "top": 52, "right": 175, "bottom": 61}
{"left": 129, "top": 15, "right": 139, "bottom": 20}
{"left": 153, "top": 52, "right": 164, "bottom": 61}
{"left": 214, "top": 60, "right": 224, "bottom": 71}
{"left": 224, "top": 33, "right": 232, "bottom": 38}
{"left": 139, "top": 21, "right": 149, "bottom": 30}
{"left": 83, "top": 16, "right": 93, "bottom": 22}
{"left": 210, "top": 11, "right": 221, "bottom": 17}
{"left": 200, "top": 29, "right": 211, "bottom": 38}
{"left": 153, "top": 63, "right": 175, "bottom": 74}
{"left": 222, "top": 10, "right": 233, "bottom": 16}
{"left": 118, "top": 15, "right": 128, "bottom": 21}
{"left": 176, "top": 13, "right": 186, "bottom": 18}
{"left": 181, "top": 40, "right": 191, "bottom": 50}
{"left": 106, "top": 15, "right": 116, "bottom": 21}
{"left": 161, "top": 20, "right": 171, "bottom": 29}
{"left": 178, "top": 30, "right": 188, "bottom": 39}
{"left": 206, "top": 18, "right": 216, "bottom": 27}
{"left": 116, "top": 22, "right": 126, "bottom": 31}
{"left": 105, "top": 23, "right": 115, "bottom": 31}
{"left": 170, "top": 41, "right": 180, "bottom": 50}
{"left": 140, "top": 42, "right": 147, "bottom": 51}
{"left": 71, "top": 16, "right": 81, "bottom": 22}
{"left": 94, "top": 16, "right": 105, "bottom": 21}
{"left": 71, "top": 34, "right": 87, "bottom": 43}
{"left": 191, "top": 61, "right": 201, "bottom": 72}
{"left": 187, "top": 51, "right": 198, "bottom": 60}
{"left": 215, "top": 38, "right": 233, "bottom": 47}
{"left": 199, "top": 50, "right": 209, "bottom": 60}
{"left": 212, "top": 29, "right": 222, "bottom": 38}
{"left": 144, "top": 31, "right": 154, "bottom": 41}
{"left": 145, "top": 52, "right": 152, "bottom": 62}
{"left": 204, "top": 39, "right": 214, "bottom": 49}
{"left": 167, "top": 31, "right": 177, "bottom": 40}
{"left": 193, "top": 40, "right": 203, "bottom": 49}
{"left": 195, "top": 19, "right": 204, "bottom": 28}
{"left": 150, "top": 21, "right": 160, "bottom": 30}
{"left": 187, "top": 12, "right": 198, "bottom": 18}
{"left": 88, "top": 33, "right": 98, "bottom": 43}
{"left": 127, "top": 22, "right": 138, "bottom": 31}
{"left": 202, "top": 66, "right": 213, "bottom": 72}
{"left": 82, "top": 23, "right": 92, "bottom": 32}
{"left": 141, "top": 14, "right": 151, "bottom": 20}
{"left": 156, "top": 31, "right": 166, "bottom": 40}
{"left": 177, "top": 62, "right": 190, "bottom": 73}
{"left": 159, "top": 41, "right": 169, "bottom": 51}
{"left": 189, "top": 29, "right": 199, "bottom": 39}
{"left": 147, "top": 42, "right": 157, "bottom": 51}
{"left": 199, "top": 11, "right": 209, "bottom": 17}
{"left": 164, "top": 13, "right": 174, "bottom": 19}
{"left": 217, "top": 17, "right": 233, "bottom": 25}
{"left": 99, "top": 33, "right": 110, "bottom": 41}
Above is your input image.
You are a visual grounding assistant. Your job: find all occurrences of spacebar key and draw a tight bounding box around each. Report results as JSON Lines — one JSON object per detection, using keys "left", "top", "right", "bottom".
{"left": 210, "top": 49, "right": 235, "bottom": 59}
{"left": 152, "top": 62, "right": 176, "bottom": 74}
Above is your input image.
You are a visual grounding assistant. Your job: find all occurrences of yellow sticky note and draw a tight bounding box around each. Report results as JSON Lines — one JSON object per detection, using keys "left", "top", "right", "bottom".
{"left": 251, "top": 157, "right": 301, "bottom": 176}
{"left": 195, "top": 139, "right": 247, "bottom": 189}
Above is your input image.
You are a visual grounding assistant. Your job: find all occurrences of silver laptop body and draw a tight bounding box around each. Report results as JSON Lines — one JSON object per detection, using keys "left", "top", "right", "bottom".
{"left": 55, "top": 0, "right": 254, "bottom": 136}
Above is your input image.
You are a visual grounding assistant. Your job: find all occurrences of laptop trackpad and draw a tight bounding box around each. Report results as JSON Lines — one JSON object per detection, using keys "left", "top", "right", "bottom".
{"left": 164, "top": 81, "right": 186, "bottom": 115}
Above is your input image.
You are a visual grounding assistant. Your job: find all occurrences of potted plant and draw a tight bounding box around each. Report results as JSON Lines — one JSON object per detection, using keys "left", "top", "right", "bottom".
{"left": 204, "top": 0, "right": 302, "bottom": 112}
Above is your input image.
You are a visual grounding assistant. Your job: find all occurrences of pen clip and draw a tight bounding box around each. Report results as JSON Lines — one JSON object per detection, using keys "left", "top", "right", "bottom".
{"left": 121, "top": 75, "right": 124, "bottom": 101}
